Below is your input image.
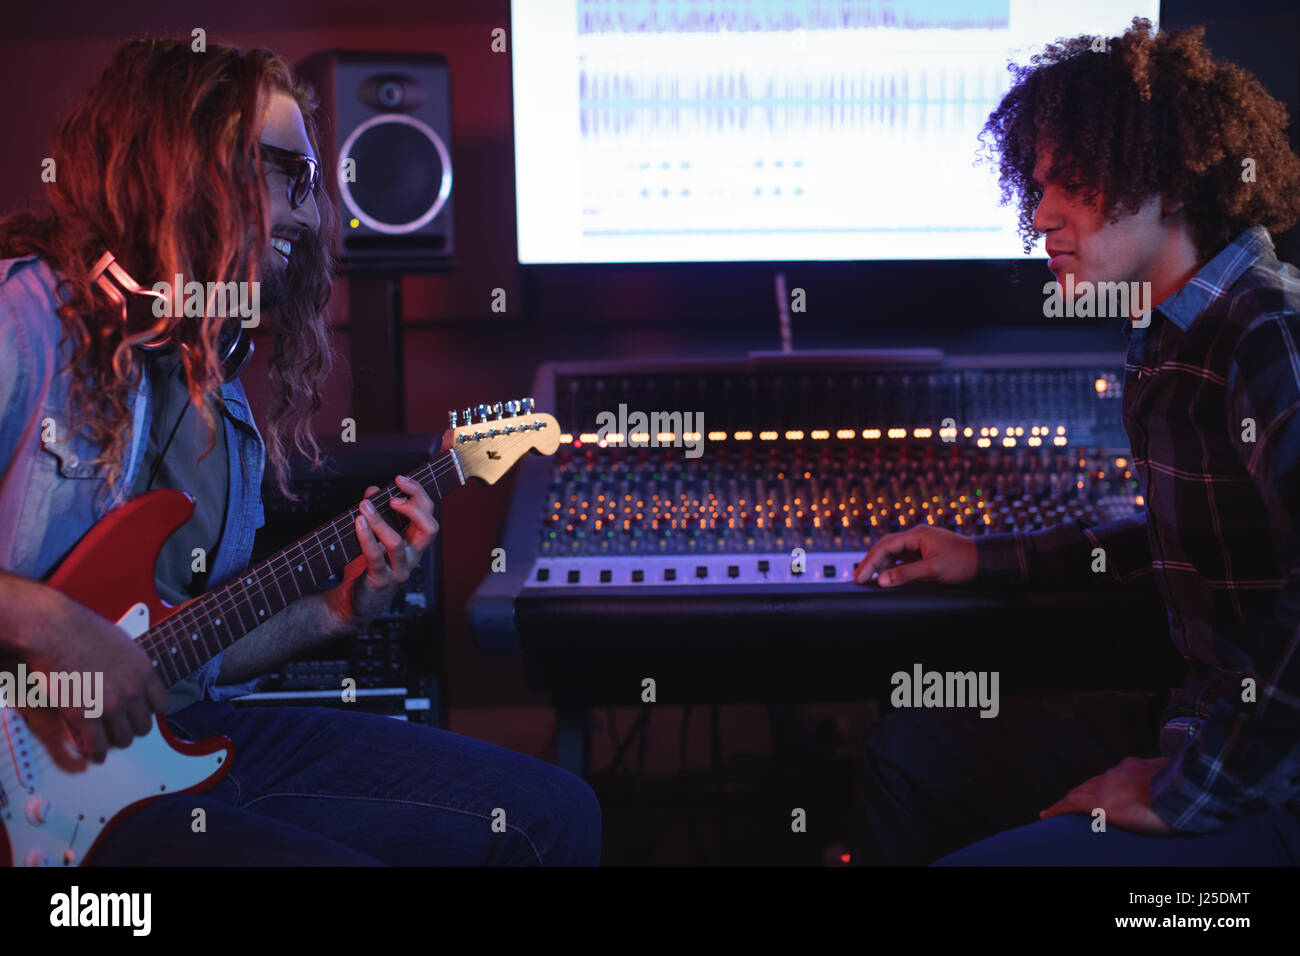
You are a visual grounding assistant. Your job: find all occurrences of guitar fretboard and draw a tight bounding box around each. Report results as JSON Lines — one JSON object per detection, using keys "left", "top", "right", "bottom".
{"left": 139, "top": 449, "right": 464, "bottom": 686}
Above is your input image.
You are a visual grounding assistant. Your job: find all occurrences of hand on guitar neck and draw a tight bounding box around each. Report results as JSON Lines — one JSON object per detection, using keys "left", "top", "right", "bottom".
{"left": 318, "top": 427, "right": 449, "bottom": 635}
{"left": 322, "top": 471, "right": 440, "bottom": 634}
{"left": 0, "top": 570, "right": 169, "bottom": 763}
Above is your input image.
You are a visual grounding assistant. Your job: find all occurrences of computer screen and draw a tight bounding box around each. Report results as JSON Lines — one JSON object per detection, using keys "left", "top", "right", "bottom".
{"left": 512, "top": 0, "right": 1162, "bottom": 264}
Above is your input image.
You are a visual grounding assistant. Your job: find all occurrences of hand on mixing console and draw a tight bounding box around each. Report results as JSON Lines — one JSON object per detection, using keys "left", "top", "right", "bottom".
{"left": 853, "top": 526, "right": 977, "bottom": 588}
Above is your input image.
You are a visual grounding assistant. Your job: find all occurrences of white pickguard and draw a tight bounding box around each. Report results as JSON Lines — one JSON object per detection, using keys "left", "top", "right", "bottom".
{"left": 0, "top": 603, "right": 229, "bottom": 866}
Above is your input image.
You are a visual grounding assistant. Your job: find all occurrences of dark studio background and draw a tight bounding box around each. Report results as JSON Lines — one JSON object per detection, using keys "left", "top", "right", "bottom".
{"left": 3, "top": 0, "right": 1298, "bottom": 864}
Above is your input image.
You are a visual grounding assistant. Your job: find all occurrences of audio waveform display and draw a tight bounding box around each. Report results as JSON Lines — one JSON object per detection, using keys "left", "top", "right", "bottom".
{"left": 578, "top": 0, "right": 1011, "bottom": 33}
{"left": 514, "top": 0, "right": 1161, "bottom": 264}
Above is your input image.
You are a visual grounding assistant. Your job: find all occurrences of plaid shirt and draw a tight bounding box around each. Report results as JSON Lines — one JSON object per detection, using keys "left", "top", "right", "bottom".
{"left": 976, "top": 226, "right": 1300, "bottom": 834}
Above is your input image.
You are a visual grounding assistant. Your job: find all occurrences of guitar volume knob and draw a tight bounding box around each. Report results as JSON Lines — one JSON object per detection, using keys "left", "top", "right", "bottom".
{"left": 25, "top": 796, "right": 50, "bottom": 826}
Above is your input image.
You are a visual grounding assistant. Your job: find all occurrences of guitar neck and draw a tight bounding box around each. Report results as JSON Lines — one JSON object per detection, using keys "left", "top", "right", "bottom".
{"left": 142, "top": 449, "right": 465, "bottom": 687}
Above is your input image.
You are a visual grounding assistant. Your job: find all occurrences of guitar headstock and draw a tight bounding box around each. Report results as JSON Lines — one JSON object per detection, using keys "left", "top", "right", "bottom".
{"left": 449, "top": 398, "right": 559, "bottom": 485}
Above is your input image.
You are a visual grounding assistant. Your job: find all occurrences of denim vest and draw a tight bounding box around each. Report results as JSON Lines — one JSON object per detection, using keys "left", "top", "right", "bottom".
{"left": 0, "top": 255, "right": 263, "bottom": 711}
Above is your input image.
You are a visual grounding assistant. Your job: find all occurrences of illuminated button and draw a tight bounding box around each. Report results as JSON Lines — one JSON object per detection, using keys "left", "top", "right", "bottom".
{"left": 536, "top": 568, "right": 550, "bottom": 582}
{"left": 823, "top": 565, "right": 836, "bottom": 578}
{"left": 664, "top": 568, "right": 677, "bottom": 581}
{"left": 567, "top": 570, "right": 580, "bottom": 584}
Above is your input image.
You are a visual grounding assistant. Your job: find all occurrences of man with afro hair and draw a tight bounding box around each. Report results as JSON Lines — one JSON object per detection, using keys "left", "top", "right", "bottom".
{"left": 855, "top": 18, "right": 1300, "bottom": 865}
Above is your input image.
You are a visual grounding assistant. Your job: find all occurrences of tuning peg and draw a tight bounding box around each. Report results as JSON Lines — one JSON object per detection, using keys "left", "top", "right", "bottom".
{"left": 505, "top": 400, "right": 519, "bottom": 417}
{"left": 462, "top": 406, "right": 473, "bottom": 424}
{"left": 522, "top": 397, "right": 535, "bottom": 414}
{"left": 476, "top": 404, "right": 489, "bottom": 423}
{"left": 448, "top": 410, "right": 458, "bottom": 428}
{"left": 492, "top": 402, "right": 504, "bottom": 419}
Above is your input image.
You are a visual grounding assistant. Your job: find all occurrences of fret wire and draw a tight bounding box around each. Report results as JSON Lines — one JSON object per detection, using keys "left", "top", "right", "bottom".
{"left": 237, "top": 565, "right": 277, "bottom": 629}
{"left": 158, "top": 653, "right": 180, "bottom": 686}
{"left": 167, "top": 615, "right": 202, "bottom": 675}
{"left": 135, "top": 436, "right": 530, "bottom": 660}
{"left": 263, "top": 561, "right": 287, "bottom": 613}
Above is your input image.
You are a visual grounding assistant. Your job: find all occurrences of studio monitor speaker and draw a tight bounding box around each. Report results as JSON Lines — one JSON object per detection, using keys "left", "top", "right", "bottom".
{"left": 297, "top": 51, "right": 455, "bottom": 273}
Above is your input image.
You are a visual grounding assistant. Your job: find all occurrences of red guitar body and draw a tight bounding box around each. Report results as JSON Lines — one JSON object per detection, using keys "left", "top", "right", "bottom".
{"left": 0, "top": 490, "right": 233, "bottom": 867}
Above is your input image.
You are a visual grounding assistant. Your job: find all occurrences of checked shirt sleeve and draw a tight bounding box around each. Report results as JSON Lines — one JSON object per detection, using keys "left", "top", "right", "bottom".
{"left": 975, "top": 512, "right": 1152, "bottom": 587}
{"left": 1151, "top": 311, "right": 1300, "bottom": 832}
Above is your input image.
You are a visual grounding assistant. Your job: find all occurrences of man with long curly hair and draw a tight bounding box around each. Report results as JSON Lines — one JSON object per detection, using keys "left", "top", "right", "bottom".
{"left": 0, "top": 38, "right": 600, "bottom": 865}
{"left": 854, "top": 18, "right": 1300, "bottom": 864}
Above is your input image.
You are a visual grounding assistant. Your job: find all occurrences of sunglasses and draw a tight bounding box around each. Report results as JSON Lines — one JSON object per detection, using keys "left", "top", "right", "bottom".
{"left": 258, "top": 142, "right": 321, "bottom": 209}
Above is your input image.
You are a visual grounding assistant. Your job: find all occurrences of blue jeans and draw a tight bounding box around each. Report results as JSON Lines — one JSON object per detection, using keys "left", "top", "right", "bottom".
{"left": 934, "top": 810, "right": 1300, "bottom": 865}
{"left": 89, "top": 701, "right": 602, "bottom": 865}
{"left": 854, "top": 692, "right": 1300, "bottom": 866}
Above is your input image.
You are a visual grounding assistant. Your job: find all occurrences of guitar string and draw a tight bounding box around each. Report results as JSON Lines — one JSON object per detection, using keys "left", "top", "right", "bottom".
{"left": 139, "top": 426, "right": 549, "bottom": 675}
{"left": 138, "top": 450, "right": 456, "bottom": 661}
{"left": 138, "top": 442, "right": 476, "bottom": 667}
{"left": 143, "top": 424, "right": 547, "bottom": 669}
{"left": 142, "top": 447, "right": 464, "bottom": 674}
{"left": 1, "top": 429, "right": 547, "bottom": 774}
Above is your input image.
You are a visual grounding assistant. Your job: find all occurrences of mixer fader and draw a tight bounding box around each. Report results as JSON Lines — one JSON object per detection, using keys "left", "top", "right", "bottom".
{"left": 469, "top": 351, "right": 1149, "bottom": 651}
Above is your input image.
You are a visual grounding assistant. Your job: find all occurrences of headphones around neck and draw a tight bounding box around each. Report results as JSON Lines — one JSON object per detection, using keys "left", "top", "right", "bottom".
{"left": 87, "top": 250, "right": 255, "bottom": 384}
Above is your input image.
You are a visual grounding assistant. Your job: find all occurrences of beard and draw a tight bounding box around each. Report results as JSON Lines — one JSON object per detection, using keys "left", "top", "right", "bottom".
{"left": 257, "top": 248, "right": 290, "bottom": 312}
{"left": 256, "top": 227, "right": 327, "bottom": 314}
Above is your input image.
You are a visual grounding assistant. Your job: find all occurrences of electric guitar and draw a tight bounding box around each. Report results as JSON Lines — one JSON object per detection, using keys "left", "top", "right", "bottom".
{"left": 0, "top": 400, "right": 559, "bottom": 866}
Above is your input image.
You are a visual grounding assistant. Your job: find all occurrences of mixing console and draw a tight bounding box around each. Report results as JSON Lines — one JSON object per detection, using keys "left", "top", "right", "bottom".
{"left": 529, "top": 442, "right": 1141, "bottom": 589}
{"left": 469, "top": 351, "right": 1146, "bottom": 642}
{"left": 535, "top": 443, "right": 1139, "bottom": 580}
{"left": 466, "top": 352, "right": 1178, "bottom": 717}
